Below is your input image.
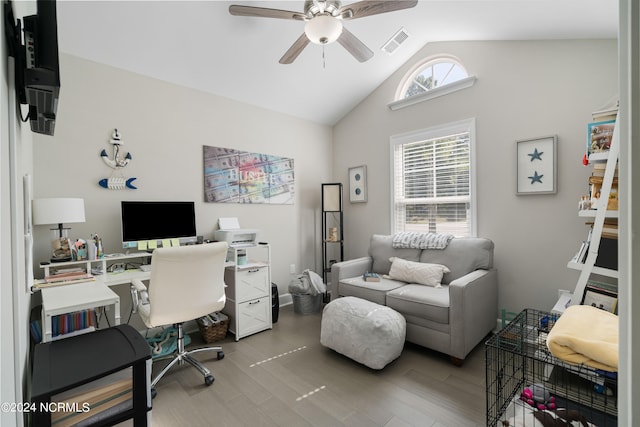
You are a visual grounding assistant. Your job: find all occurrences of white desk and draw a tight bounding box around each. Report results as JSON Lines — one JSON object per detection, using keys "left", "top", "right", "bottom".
{"left": 38, "top": 252, "right": 235, "bottom": 342}
{"left": 40, "top": 281, "right": 120, "bottom": 342}
{"left": 38, "top": 253, "right": 153, "bottom": 342}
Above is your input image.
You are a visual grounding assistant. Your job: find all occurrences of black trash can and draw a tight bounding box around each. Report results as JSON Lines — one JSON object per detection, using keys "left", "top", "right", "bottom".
{"left": 271, "top": 283, "right": 279, "bottom": 323}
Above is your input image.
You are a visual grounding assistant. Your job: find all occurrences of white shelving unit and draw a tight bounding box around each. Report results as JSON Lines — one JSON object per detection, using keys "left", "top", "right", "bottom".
{"left": 40, "top": 252, "right": 152, "bottom": 278}
{"left": 223, "top": 244, "right": 272, "bottom": 341}
{"left": 568, "top": 117, "right": 619, "bottom": 306}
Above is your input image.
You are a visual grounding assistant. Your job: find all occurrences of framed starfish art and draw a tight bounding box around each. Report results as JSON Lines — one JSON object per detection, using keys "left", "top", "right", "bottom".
{"left": 516, "top": 135, "right": 557, "bottom": 195}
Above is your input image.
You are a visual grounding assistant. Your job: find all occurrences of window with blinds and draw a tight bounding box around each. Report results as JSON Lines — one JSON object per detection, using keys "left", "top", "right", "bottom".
{"left": 391, "top": 119, "right": 476, "bottom": 237}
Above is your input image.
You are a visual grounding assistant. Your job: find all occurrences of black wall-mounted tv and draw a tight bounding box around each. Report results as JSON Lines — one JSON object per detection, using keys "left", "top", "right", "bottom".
{"left": 121, "top": 201, "right": 197, "bottom": 248}
{"left": 4, "top": 0, "right": 60, "bottom": 135}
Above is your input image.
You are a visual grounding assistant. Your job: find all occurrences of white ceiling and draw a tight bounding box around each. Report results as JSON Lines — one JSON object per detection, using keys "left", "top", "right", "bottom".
{"left": 56, "top": 0, "right": 618, "bottom": 126}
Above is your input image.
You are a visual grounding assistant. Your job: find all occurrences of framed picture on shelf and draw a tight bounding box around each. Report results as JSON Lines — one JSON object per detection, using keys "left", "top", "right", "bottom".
{"left": 348, "top": 165, "right": 367, "bottom": 203}
{"left": 516, "top": 135, "right": 557, "bottom": 195}
{"left": 581, "top": 284, "right": 618, "bottom": 314}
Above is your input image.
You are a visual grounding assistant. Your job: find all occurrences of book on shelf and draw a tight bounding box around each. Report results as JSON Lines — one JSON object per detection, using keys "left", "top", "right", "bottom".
{"left": 591, "top": 162, "right": 618, "bottom": 178}
{"left": 50, "top": 377, "right": 133, "bottom": 427}
{"left": 587, "top": 119, "right": 616, "bottom": 156}
{"left": 585, "top": 219, "right": 618, "bottom": 239}
{"left": 591, "top": 106, "right": 618, "bottom": 123}
{"left": 33, "top": 271, "right": 95, "bottom": 289}
{"left": 50, "top": 309, "right": 96, "bottom": 339}
{"left": 363, "top": 272, "right": 381, "bottom": 282}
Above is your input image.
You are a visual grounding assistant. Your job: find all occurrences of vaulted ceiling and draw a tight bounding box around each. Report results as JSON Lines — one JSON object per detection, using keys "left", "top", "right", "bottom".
{"left": 56, "top": 1, "right": 618, "bottom": 126}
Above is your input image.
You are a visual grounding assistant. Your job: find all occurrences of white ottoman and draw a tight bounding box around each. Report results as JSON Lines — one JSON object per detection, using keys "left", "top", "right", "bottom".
{"left": 320, "top": 296, "right": 406, "bottom": 369}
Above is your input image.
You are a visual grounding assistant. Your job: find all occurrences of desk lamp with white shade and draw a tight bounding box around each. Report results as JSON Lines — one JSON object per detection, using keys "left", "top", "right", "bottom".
{"left": 32, "top": 198, "right": 86, "bottom": 262}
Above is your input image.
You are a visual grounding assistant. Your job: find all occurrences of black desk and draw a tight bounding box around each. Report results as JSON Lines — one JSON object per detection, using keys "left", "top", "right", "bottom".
{"left": 31, "top": 324, "right": 151, "bottom": 426}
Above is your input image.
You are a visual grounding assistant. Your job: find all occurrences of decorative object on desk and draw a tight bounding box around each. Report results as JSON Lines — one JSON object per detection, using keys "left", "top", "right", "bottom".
{"left": 348, "top": 165, "right": 367, "bottom": 203}
{"left": 88, "top": 234, "right": 104, "bottom": 260}
{"left": 72, "top": 238, "right": 87, "bottom": 260}
{"left": 516, "top": 135, "right": 557, "bottom": 195}
{"left": 32, "top": 198, "right": 86, "bottom": 263}
{"left": 99, "top": 129, "right": 137, "bottom": 190}
{"left": 203, "top": 145, "right": 294, "bottom": 204}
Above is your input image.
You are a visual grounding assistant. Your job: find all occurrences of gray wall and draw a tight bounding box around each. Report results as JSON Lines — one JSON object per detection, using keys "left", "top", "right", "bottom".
{"left": 32, "top": 54, "right": 334, "bottom": 319}
{"left": 333, "top": 39, "right": 618, "bottom": 314}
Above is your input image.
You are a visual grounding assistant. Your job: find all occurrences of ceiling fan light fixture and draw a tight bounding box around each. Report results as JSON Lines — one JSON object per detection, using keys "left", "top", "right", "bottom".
{"left": 304, "top": 15, "right": 343, "bottom": 45}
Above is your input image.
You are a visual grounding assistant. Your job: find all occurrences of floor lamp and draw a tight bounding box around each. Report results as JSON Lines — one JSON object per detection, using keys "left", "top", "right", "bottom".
{"left": 32, "top": 198, "right": 86, "bottom": 262}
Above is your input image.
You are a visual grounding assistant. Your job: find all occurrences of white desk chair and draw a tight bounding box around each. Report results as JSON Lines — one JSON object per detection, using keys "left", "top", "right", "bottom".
{"left": 131, "top": 242, "right": 228, "bottom": 393}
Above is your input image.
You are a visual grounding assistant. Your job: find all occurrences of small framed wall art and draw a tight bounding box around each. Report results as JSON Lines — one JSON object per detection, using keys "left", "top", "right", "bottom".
{"left": 348, "top": 165, "right": 367, "bottom": 203}
{"left": 516, "top": 135, "right": 557, "bottom": 195}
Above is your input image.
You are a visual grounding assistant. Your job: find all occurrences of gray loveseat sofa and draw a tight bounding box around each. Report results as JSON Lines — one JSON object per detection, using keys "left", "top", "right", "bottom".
{"left": 330, "top": 234, "right": 497, "bottom": 364}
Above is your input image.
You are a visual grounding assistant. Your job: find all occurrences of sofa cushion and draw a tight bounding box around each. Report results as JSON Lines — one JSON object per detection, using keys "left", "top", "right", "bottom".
{"left": 419, "top": 237, "right": 494, "bottom": 284}
{"left": 386, "top": 284, "right": 450, "bottom": 324}
{"left": 338, "top": 276, "right": 406, "bottom": 305}
{"left": 369, "top": 234, "right": 421, "bottom": 274}
{"left": 387, "top": 257, "right": 450, "bottom": 287}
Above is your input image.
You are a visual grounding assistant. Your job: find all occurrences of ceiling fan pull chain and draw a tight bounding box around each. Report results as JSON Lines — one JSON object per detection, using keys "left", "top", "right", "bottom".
{"left": 322, "top": 44, "right": 326, "bottom": 69}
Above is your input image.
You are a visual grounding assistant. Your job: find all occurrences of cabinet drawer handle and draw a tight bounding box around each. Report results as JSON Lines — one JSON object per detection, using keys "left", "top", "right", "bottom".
{"left": 249, "top": 300, "right": 261, "bottom": 305}
{"left": 248, "top": 268, "right": 261, "bottom": 273}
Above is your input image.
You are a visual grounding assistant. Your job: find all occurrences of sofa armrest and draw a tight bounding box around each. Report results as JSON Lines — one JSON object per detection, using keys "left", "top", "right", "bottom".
{"left": 448, "top": 268, "right": 498, "bottom": 359}
{"left": 330, "top": 257, "right": 373, "bottom": 300}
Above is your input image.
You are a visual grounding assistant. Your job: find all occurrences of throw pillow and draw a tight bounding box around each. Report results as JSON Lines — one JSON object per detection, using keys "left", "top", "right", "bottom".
{"left": 387, "top": 257, "right": 450, "bottom": 287}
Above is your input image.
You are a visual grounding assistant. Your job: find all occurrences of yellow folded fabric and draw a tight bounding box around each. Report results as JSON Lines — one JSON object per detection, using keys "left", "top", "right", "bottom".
{"left": 546, "top": 304, "right": 618, "bottom": 372}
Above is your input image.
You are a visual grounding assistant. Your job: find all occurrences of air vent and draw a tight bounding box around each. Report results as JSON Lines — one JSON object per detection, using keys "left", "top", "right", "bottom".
{"left": 381, "top": 27, "right": 409, "bottom": 55}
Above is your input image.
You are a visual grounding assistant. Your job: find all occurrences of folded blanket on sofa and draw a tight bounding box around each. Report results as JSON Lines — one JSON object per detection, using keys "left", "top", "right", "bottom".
{"left": 546, "top": 305, "right": 618, "bottom": 372}
{"left": 391, "top": 232, "right": 454, "bottom": 249}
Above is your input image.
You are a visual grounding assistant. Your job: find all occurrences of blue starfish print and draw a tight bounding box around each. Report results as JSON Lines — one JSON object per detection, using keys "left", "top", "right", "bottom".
{"left": 528, "top": 171, "right": 544, "bottom": 184}
{"left": 528, "top": 148, "right": 543, "bottom": 161}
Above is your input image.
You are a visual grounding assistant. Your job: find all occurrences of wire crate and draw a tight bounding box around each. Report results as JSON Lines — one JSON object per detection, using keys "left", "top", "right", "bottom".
{"left": 485, "top": 308, "right": 617, "bottom": 426}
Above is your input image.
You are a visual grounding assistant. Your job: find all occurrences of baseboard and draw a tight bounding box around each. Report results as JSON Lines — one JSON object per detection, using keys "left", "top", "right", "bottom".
{"left": 279, "top": 292, "right": 293, "bottom": 307}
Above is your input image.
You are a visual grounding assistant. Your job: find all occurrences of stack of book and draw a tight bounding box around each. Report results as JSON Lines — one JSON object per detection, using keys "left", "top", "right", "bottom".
{"left": 33, "top": 268, "right": 95, "bottom": 289}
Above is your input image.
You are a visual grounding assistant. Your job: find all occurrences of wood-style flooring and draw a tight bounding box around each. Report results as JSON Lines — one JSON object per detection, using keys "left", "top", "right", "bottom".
{"left": 147, "top": 304, "right": 488, "bottom": 427}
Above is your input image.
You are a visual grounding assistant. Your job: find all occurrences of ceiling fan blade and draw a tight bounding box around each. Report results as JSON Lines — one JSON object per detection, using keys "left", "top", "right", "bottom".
{"left": 337, "top": 27, "right": 373, "bottom": 62}
{"left": 338, "top": 0, "right": 418, "bottom": 20}
{"left": 229, "top": 5, "right": 306, "bottom": 21}
{"left": 279, "top": 34, "right": 311, "bottom": 64}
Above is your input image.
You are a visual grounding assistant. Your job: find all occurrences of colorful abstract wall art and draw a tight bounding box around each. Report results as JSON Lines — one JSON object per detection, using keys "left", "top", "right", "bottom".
{"left": 203, "top": 145, "right": 295, "bottom": 204}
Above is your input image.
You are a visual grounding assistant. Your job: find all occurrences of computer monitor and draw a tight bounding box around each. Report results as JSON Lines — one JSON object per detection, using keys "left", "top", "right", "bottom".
{"left": 121, "top": 201, "right": 197, "bottom": 248}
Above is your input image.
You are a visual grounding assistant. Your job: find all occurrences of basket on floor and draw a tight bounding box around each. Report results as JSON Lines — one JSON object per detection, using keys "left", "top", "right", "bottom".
{"left": 196, "top": 312, "right": 229, "bottom": 343}
{"left": 292, "top": 293, "right": 323, "bottom": 314}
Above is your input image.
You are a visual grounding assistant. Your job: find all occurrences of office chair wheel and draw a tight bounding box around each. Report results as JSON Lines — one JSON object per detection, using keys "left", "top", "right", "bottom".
{"left": 217, "top": 351, "right": 224, "bottom": 360}
{"left": 205, "top": 375, "right": 215, "bottom": 386}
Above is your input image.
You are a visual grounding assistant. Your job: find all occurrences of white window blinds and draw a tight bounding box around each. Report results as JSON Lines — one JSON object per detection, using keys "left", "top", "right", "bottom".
{"left": 391, "top": 120, "right": 475, "bottom": 237}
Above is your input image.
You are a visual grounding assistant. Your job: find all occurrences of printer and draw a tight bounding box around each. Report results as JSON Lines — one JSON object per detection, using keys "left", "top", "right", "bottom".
{"left": 214, "top": 228, "right": 259, "bottom": 247}
{"left": 214, "top": 217, "right": 259, "bottom": 247}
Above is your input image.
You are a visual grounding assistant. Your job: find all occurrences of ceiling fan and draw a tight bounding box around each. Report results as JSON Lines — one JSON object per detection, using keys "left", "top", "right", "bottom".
{"left": 229, "top": 0, "right": 418, "bottom": 64}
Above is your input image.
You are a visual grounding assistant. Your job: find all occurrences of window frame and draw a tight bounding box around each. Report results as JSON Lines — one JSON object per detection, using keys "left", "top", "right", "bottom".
{"left": 388, "top": 55, "right": 476, "bottom": 111}
{"left": 389, "top": 118, "right": 477, "bottom": 237}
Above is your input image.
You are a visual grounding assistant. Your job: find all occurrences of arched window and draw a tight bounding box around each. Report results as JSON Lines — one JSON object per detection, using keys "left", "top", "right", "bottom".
{"left": 389, "top": 55, "right": 476, "bottom": 110}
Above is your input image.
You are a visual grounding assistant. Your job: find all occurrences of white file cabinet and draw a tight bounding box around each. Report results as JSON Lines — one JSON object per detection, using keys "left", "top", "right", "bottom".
{"left": 223, "top": 244, "right": 272, "bottom": 340}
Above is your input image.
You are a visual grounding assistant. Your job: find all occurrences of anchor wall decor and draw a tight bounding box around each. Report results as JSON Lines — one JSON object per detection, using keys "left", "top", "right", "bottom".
{"left": 99, "top": 129, "right": 138, "bottom": 190}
